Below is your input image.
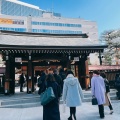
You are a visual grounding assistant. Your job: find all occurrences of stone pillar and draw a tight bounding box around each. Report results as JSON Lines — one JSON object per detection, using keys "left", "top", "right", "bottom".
{"left": 4, "top": 52, "right": 10, "bottom": 95}
{"left": 27, "top": 15, "right": 32, "bottom": 32}
{"left": 27, "top": 54, "right": 32, "bottom": 94}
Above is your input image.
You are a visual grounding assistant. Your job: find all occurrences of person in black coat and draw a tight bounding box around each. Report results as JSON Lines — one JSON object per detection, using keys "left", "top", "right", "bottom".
{"left": 38, "top": 71, "right": 46, "bottom": 95}
{"left": 34, "top": 74, "right": 37, "bottom": 90}
{"left": 115, "top": 73, "right": 120, "bottom": 99}
{"left": 53, "top": 69, "right": 62, "bottom": 95}
{"left": 59, "top": 68, "right": 66, "bottom": 92}
{"left": 41, "top": 74, "right": 61, "bottom": 120}
{"left": 19, "top": 73, "right": 25, "bottom": 92}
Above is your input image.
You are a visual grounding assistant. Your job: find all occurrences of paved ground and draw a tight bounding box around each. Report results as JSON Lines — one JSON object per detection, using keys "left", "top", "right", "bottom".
{"left": 0, "top": 100, "right": 119, "bottom": 120}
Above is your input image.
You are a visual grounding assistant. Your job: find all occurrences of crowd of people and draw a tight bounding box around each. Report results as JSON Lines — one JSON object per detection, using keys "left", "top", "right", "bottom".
{"left": 37, "top": 68, "right": 116, "bottom": 120}
{"left": 18, "top": 69, "right": 120, "bottom": 120}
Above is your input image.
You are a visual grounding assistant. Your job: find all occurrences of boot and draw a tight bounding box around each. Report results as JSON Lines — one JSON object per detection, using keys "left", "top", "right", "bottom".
{"left": 68, "top": 116, "right": 73, "bottom": 120}
{"left": 73, "top": 114, "right": 76, "bottom": 120}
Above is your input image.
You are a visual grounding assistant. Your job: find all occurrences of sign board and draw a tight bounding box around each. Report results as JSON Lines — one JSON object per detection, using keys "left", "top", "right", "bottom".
{"left": 15, "top": 58, "right": 22, "bottom": 62}
{"left": 0, "top": 18, "right": 24, "bottom": 25}
{"left": 74, "top": 57, "right": 79, "bottom": 61}
{"left": 0, "top": 18, "right": 13, "bottom": 24}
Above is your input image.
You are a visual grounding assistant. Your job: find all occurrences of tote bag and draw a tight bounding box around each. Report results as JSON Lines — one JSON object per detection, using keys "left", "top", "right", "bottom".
{"left": 40, "top": 87, "right": 55, "bottom": 105}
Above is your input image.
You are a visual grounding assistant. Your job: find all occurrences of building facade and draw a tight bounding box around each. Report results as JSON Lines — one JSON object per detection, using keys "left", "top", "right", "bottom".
{"left": 0, "top": 0, "right": 98, "bottom": 42}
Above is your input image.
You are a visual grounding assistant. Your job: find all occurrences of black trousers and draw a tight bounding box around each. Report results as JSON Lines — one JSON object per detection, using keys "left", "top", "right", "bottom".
{"left": 98, "top": 105, "right": 104, "bottom": 118}
{"left": 20, "top": 83, "right": 23, "bottom": 92}
{"left": 69, "top": 107, "right": 76, "bottom": 120}
{"left": 116, "top": 87, "right": 120, "bottom": 99}
{"left": 109, "top": 101, "right": 113, "bottom": 110}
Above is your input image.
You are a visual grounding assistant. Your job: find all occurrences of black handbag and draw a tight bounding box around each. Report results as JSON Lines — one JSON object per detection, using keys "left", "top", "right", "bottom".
{"left": 92, "top": 96, "right": 98, "bottom": 105}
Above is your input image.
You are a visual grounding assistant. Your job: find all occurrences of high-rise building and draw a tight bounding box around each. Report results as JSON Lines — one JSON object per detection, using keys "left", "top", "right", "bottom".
{"left": 0, "top": 0, "right": 98, "bottom": 42}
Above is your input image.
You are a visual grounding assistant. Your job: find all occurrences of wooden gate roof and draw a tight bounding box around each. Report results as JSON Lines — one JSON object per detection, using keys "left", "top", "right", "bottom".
{"left": 0, "top": 30, "right": 107, "bottom": 53}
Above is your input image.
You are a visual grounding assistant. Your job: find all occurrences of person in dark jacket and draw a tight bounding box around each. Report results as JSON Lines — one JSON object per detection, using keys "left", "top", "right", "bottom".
{"left": 19, "top": 73, "right": 25, "bottom": 92}
{"left": 114, "top": 73, "right": 120, "bottom": 99}
{"left": 41, "top": 74, "right": 61, "bottom": 120}
{"left": 38, "top": 71, "right": 46, "bottom": 95}
{"left": 59, "top": 68, "right": 66, "bottom": 92}
{"left": 53, "top": 69, "right": 62, "bottom": 95}
{"left": 34, "top": 74, "right": 37, "bottom": 91}
{"left": 100, "top": 72, "right": 114, "bottom": 114}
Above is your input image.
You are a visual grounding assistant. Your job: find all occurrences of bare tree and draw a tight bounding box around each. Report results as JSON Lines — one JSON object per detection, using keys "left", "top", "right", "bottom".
{"left": 100, "top": 30, "right": 120, "bottom": 65}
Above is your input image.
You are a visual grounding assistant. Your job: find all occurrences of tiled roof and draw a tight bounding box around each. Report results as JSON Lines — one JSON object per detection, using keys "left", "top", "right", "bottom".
{"left": 0, "top": 30, "right": 103, "bottom": 47}
{"left": 89, "top": 65, "right": 120, "bottom": 70}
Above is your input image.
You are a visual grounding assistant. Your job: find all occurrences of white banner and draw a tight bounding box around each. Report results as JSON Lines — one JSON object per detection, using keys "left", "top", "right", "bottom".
{"left": 15, "top": 57, "right": 22, "bottom": 62}
{"left": 74, "top": 57, "right": 79, "bottom": 61}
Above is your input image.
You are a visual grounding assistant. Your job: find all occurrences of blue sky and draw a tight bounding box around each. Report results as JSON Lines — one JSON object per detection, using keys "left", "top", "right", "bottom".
{"left": 21, "top": 0, "right": 120, "bottom": 37}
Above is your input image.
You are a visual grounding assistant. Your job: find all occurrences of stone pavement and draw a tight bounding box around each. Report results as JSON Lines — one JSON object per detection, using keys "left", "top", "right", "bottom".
{"left": 0, "top": 100, "right": 119, "bottom": 120}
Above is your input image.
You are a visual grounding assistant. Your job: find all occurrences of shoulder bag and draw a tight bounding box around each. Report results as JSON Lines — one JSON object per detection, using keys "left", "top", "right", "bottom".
{"left": 40, "top": 82, "right": 56, "bottom": 105}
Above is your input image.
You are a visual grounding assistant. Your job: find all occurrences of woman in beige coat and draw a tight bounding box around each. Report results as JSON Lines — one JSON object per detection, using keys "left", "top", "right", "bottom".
{"left": 100, "top": 72, "right": 114, "bottom": 114}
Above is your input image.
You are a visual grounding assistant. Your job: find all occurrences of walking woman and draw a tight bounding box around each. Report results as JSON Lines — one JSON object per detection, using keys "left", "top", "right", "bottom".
{"left": 41, "top": 74, "right": 61, "bottom": 120}
{"left": 100, "top": 72, "right": 114, "bottom": 114}
{"left": 62, "top": 70, "right": 84, "bottom": 120}
{"left": 91, "top": 70, "right": 106, "bottom": 119}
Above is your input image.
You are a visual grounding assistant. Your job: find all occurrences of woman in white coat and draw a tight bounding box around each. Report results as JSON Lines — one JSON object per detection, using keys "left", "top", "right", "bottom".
{"left": 62, "top": 70, "right": 84, "bottom": 120}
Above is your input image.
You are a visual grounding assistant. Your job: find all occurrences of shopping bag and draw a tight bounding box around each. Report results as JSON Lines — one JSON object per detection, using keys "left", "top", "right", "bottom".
{"left": 62, "top": 101, "right": 66, "bottom": 113}
{"left": 40, "top": 87, "right": 55, "bottom": 105}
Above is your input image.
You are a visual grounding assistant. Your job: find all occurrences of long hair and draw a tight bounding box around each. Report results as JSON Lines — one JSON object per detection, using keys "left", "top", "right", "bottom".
{"left": 45, "top": 73, "right": 55, "bottom": 81}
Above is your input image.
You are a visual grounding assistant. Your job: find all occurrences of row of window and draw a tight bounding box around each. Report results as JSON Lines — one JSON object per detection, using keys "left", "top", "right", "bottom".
{"left": 0, "top": 27, "right": 82, "bottom": 34}
{"left": 1, "top": 0, "right": 42, "bottom": 17}
{"left": 32, "top": 29, "right": 82, "bottom": 34}
{"left": 0, "top": 27, "right": 26, "bottom": 32}
{"left": 32, "top": 21, "right": 81, "bottom": 27}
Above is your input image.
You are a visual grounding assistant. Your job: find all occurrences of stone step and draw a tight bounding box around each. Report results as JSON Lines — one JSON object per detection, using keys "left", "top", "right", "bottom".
{"left": 0, "top": 90, "right": 117, "bottom": 108}
{"left": 1, "top": 97, "right": 40, "bottom": 106}
{"left": 83, "top": 91, "right": 116, "bottom": 98}
{"left": 83, "top": 95, "right": 117, "bottom": 102}
{"left": 0, "top": 95, "right": 117, "bottom": 108}
{"left": 0, "top": 96, "right": 117, "bottom": 108}
{"left": 0, "top": 102, "right": 41, "bottom": 108}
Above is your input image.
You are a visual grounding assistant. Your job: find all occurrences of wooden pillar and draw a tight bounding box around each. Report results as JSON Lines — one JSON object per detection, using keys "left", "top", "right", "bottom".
{"left": 85, "top": 59, "right": 90, "bottom": 90}
{"left": 67, "top": 54, "right": 71, "bottom": 70}
{"left": 98, "top": 52, "right": 102, "bottom": 65}
{"left": 78, "top": 55, "right": 87, "bottom": 89}
{"left": 9, "top": 55, "right": 15, "bottom": 94}
{"left": 4, "top": 53, "right": 10, "bottom": 95}
{"left": 27, "top": 54, "right": 32, "bottom": 94}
